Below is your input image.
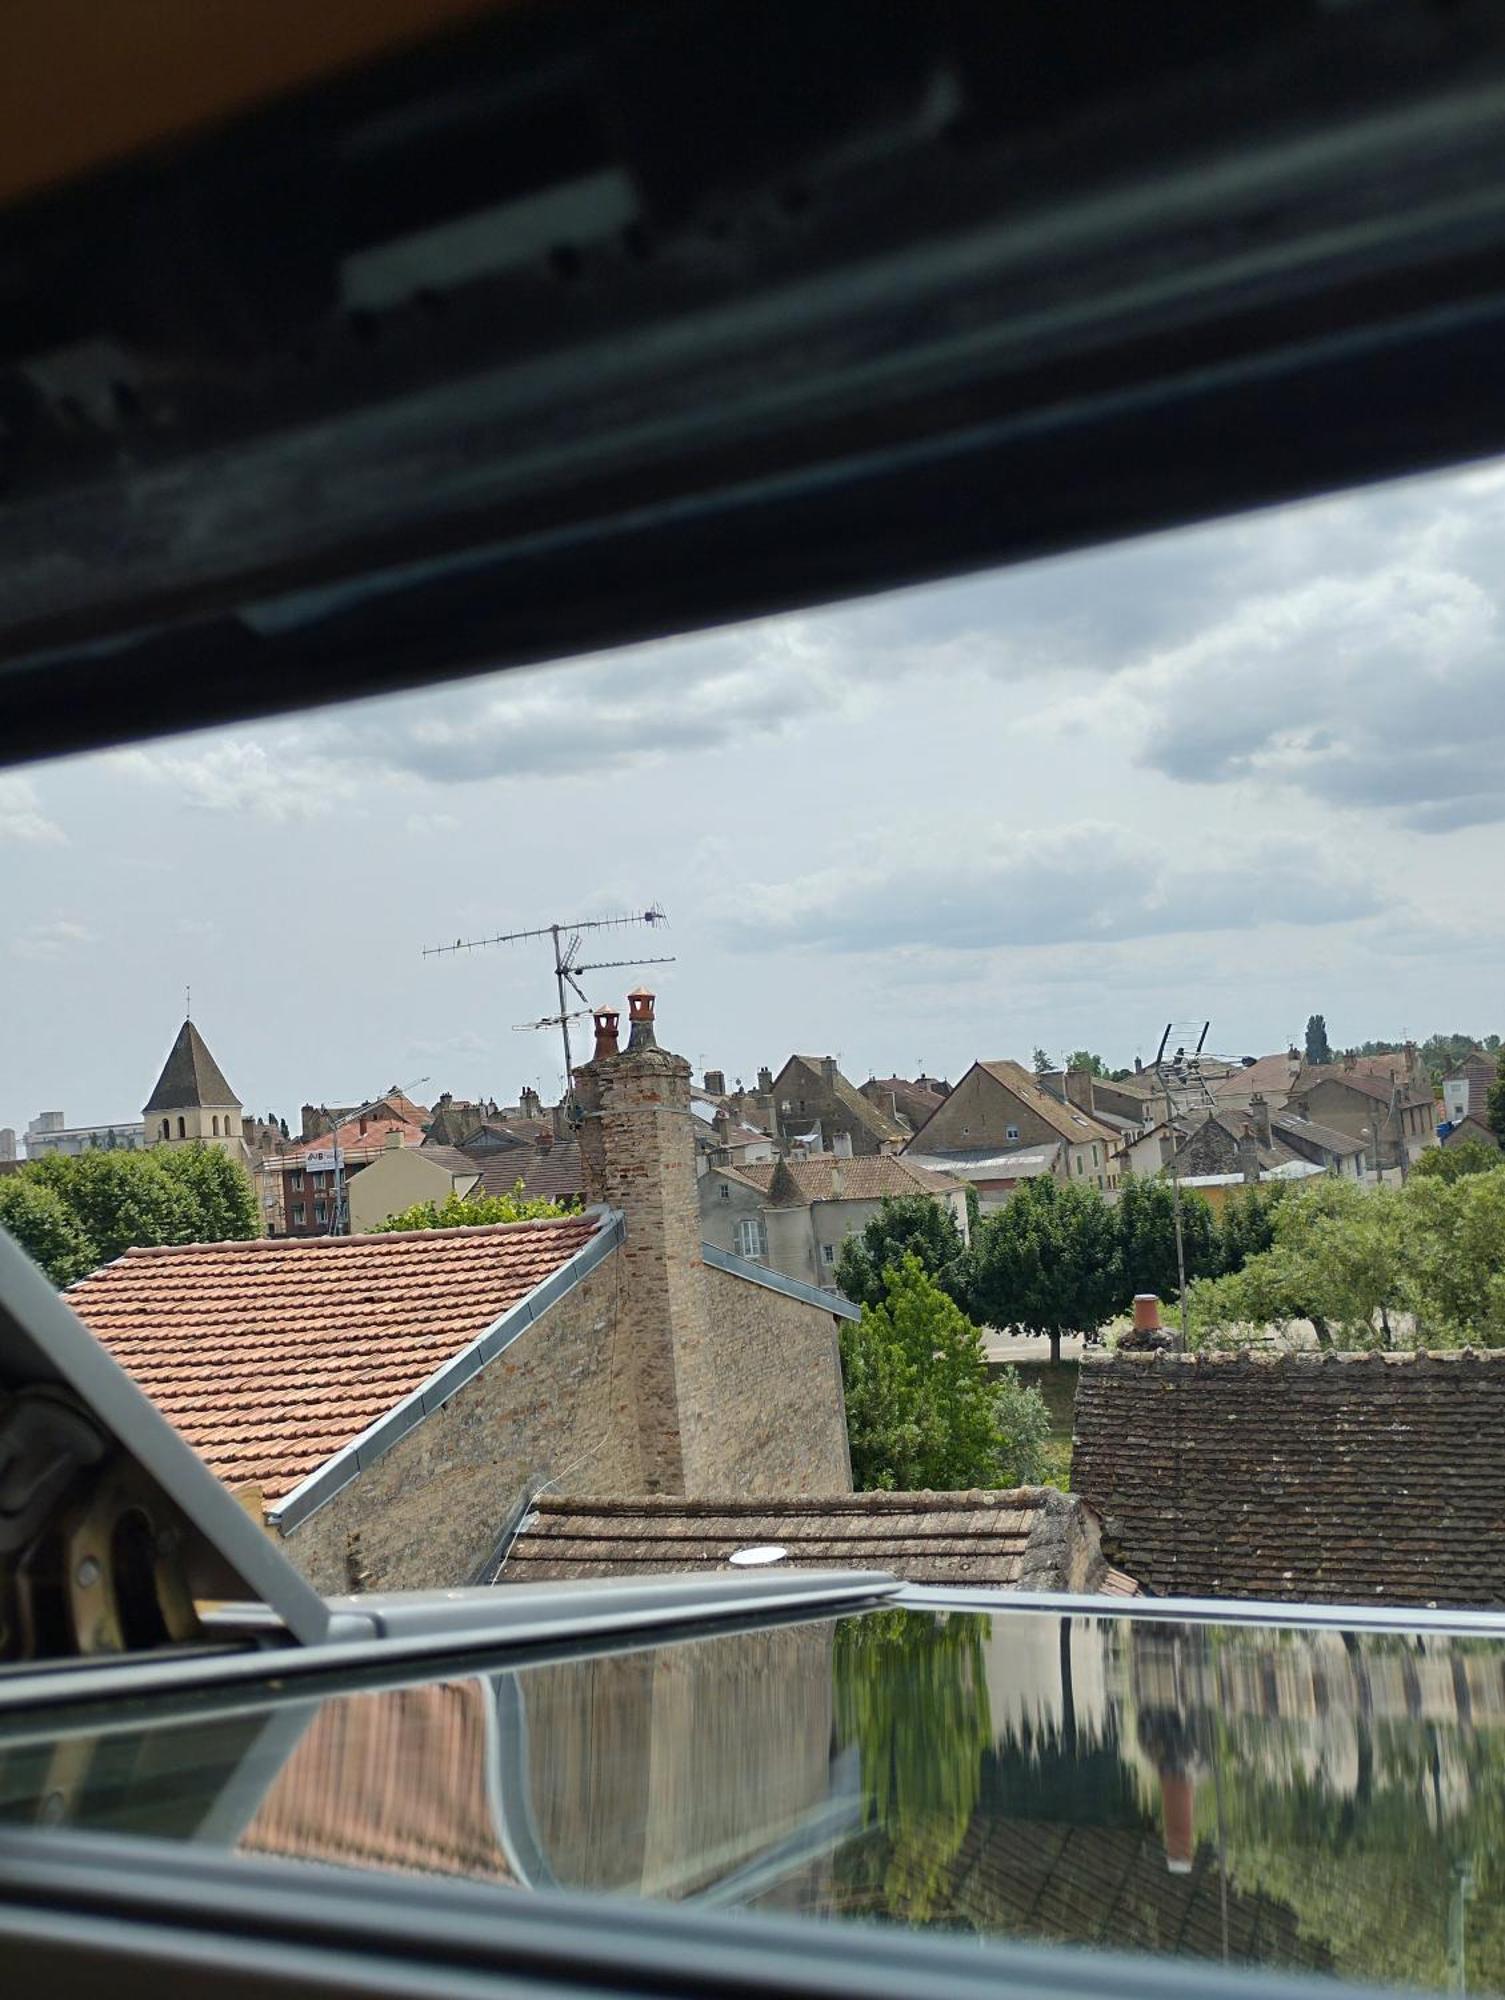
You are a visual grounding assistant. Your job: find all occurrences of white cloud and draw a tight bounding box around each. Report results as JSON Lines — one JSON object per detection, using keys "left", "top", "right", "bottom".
{"left": 112, "top": 741, "right": 360, "bottom": 822}
{"left": 14, "top": 918, "right": 93, "bottom": 963}
{"left": 404, "top": 811, "right": 461, "bottom": 836}
{"left": 0, "top": 775, "right": 64, "bottom": 845}
{"left": 715, "top": 820, "right": 1381, "bottom": 955}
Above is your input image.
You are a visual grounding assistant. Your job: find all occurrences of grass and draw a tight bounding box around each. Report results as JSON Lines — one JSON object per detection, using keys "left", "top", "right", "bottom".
{"left": 989, "top": 1358, "right": 1078, "bottom": 1491}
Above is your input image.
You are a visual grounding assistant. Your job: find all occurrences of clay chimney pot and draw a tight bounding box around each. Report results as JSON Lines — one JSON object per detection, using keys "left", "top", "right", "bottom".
{"left": 591, "top": 1009, "right": 621, "bottom": 1060}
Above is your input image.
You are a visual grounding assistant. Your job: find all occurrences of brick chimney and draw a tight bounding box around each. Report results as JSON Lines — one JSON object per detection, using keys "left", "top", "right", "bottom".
{"left": 574, "top": 990, "right": 709, "bottom": 1495}
{"left": 1249, "top": 1092, "right": 1272, "bottom": 1148}
{"left": 704, "top": 1069, "right": 726, "bottom": 1098}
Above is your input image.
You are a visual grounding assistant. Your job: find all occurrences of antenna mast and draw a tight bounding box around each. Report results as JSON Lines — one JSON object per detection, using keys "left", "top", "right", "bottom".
{"left": 423, "top": 908, "right": 674, "bottom": 1117}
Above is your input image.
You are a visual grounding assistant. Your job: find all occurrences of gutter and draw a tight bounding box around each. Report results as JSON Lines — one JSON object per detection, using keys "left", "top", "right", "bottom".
{"left": 266, "top": 1210, "right": 626, "bottom": 1534}
{"left": 700, "top": 1240, "right": 861, "bottom": 1320}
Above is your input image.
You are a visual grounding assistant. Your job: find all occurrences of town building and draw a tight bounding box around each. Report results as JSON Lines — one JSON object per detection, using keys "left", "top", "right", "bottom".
{"left": 1074, "top": 1349, "right": 1505, "bottom": 1606}
{"left": 23, "top": 1110, "right": 146, "bottom": 1157}
{"left": 700, "top": 1150, "right": 968, "bottom": 1292}
{"left": 1442, "top": 1112, "right": 1501, "bottom": 1153}
{"left": 1441, "top": 1050, "right": 1498, "bottom": 1128}
{"left": 276, "top": 1104, "right": 428, "bottom": 1236}
{"left": 0, "top": 1128, "right": 14, "bottom": 1161}
{"left": 66, "top": 992, "right": 855, "bottom": 1593}
{"left": 142, "top": 1018, "right": 247, "bottom": 1158}
{"left": 346, "top": 1137, "right": 482, "bottom": 1232}
{"left": 1037, "top": 1068, "right": 1156, "bottom": 1136}
{"left": 1112, "top": 1096, "right": 1368, "bottom": 1188}
{"left": 903, "top": 1059, "right": 1120, "bottom": 1205}
{"left": 765, "top": 1056, "right": 906, "bottom": 1156}
{"left": 1284, "top": 1056, "right": 1437, "bottom": 1173}
{"left": 858, "top": 1075, "right": 947, "bottom": 1136}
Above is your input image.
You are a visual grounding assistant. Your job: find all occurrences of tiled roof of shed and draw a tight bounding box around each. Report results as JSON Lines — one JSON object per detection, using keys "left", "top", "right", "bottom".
{"left": 1073, "top": 1350, "right": 1505, "bottom": 1607}
{"left": 65, "top": 1217, "right": 602, "bottom": 1501}
{"left": 500, "top": 1490, "right": 1136, "bottom": 1592}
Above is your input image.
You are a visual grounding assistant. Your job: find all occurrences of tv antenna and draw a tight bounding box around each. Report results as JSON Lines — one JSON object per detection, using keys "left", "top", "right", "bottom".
{"left": 1150, "top": 1021, "right": 1258, "bottom": 1348}
{"left": 424, "top": 908, "right": 674, "bottom": 1116}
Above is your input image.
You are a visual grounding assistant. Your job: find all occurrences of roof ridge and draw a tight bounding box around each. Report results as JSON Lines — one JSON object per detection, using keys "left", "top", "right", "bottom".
{"left": 101, "top": 1215, "right": 598, "bottom": 1260}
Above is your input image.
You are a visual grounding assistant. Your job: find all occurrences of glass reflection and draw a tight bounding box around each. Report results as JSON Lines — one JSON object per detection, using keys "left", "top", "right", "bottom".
{"left": 2, "top": 1606, "right": 1504, "bottom": 1992}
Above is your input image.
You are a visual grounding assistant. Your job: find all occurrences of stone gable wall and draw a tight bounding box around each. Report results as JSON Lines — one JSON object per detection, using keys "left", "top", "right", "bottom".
{"left": 696, "top": 1263, "right": 852, "bottom": 1493}
{"left": 282, "top": 1261, "right": 638, "bottom": 1593}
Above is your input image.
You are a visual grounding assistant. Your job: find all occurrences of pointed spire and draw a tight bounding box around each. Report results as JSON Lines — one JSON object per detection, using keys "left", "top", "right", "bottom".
{"left": 143, "top": 1020, "right": 241, "bottom": 1114}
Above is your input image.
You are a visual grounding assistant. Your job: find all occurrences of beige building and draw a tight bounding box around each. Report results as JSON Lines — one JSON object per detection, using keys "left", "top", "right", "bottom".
{"left": 142, "top": 1018, "right": 247, "bottom": 1158}
{"left": 346, "top": 1138, "right": 481, "bottom": 1232}
{"left": 700, "top": 1152, "right": 969, "bottom": 1293}
{"left": 904, "top": 1059, "right": 1120, "bottom": 1202}
{"left": 1285, "top": 1057, "right": 1437, "bottom": 1174}
{"left": 766, "top": 1055, "right": 906, "bottom": 1156}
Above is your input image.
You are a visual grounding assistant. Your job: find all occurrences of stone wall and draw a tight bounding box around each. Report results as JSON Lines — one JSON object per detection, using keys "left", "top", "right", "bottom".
{"left": 282, "top": 1261, "right": 639, "bottom": 1592}
{"left": 694, "top": 1263, "right": 852, "bottom": 1493}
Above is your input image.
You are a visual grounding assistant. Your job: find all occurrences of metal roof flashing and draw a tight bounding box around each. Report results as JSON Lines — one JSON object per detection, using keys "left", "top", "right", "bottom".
{"left": 266, "top": 1210, "right": 626, "bottom": 1534}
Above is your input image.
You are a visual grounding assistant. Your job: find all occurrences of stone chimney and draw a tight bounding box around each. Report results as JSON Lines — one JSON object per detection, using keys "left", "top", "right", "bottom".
{"left": 1342, "top": 1051, "right": 1356, "bottom": 1072}
{"left": 757, "top": 1066, "right": 773, "bottom": 1094}
{"left": 1249, "top": 1092, "right": 1272, "bottom": 1148}
{"left": 574, "top": 991, "right": 708, "bottom": 1496}
{"left": 1236, "top": 1122, "right": 1261, "bottom": 1183}
{"left": 1064, "top": 1068, "right": 1095, "bottom": 1113}
{"left": 519, "top": 1085, "right": 542, "bottom": 1122}
{"left": 704, "top": 1069, "right": 726, "bottom": 1098}
{"left": 819, "top": 1056, "right": 838, "bottom": 1089}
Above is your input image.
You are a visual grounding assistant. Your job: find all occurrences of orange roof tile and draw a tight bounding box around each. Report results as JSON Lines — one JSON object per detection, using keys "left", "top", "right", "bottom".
{"left": 65, "top": 1218, "right": 602, "bottom": 1501}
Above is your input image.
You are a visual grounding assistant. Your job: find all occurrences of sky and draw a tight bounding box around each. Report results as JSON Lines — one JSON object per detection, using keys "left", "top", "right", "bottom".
{"left": 4, "top": 455, "right": 1505, "bottom": 1139}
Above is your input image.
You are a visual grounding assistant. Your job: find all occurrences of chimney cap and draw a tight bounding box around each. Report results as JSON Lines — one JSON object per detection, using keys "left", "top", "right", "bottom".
{"left": 626, "top": 988, "right": 658, "bottom": 1051}
{"left": 590, "top": 1008, "right": 621, "bottom": 1061}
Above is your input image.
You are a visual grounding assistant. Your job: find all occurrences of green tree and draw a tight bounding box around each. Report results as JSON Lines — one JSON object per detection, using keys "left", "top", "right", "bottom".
{"left": 1410, "top": 1138, "right": 1501, "bottom": 1183}
{"left": 834, "top": 1193, "right": 970, "bottom": 1311}
{"left": 0, "top": 1176, "right": 96, "bottom": 1287}
{"left": 29, "top": 1150, "right": 198, "bottom": 1264}
{"left": 373, "top": 1183, "right": 574, "bottom": 1232}
{"left": 1066, "top": 1050, "right": 1107, "bottom": 1077}
{"left": 1216, "top": 1181, "right": 1287, "bottom": 1272}
{"left": 156, "top": 1143, "right": 260, "bottom": 1239}
{"left": 1305, "top": 1013, "right": 1333, "bottom": 1066}
{"left": 1032, "top": 1047, "right": 1053, "bottom": 1074}
{"left": 1115, "top": 1174, "right": 1218, "bottom": 1303}
{"left": 1488, "top": 1046, "right": 1505, "bottom": 1142}
{"left": 968, "top": 1177, "right": 1119, "bottom": 1364}
{"left": 838, "top": 1257, "right": 1047, "bottom": 1490}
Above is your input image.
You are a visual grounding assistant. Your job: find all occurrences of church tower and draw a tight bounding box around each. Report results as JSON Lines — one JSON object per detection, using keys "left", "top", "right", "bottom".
{"left": 143, "top": 1019, "right": 244, "bottom": 1156}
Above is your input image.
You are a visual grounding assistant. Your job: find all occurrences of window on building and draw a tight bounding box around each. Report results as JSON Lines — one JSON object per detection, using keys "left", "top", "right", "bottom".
{"left": 733, "top": 1216, "right": 767, "bottom": 1259}
{"left": 176, "top": 1116, "right": 185, "bottom": 1139}
{"left": 160, "top": 1118, "right": 169, "bottom": 1140}
{"left": 290, "top": 1171, "right": 304, "bottom": 1191}
{"left": 1005, "top": 1123, "right": 1020, "bottom": 1141}
{"left": 1092, "top": 1144, "right": 1100, "bottom": 1166}
{"left": 211, "top": 1115, "right": 219, "bottom": 1136}
{"left": 314, "top": 1200, "right": 327, "bottom": 1224}
{"left": 1075, "top": 1154, "right": 1084, "bottom": 1174}
{"left": 291, "top": 1202, "right": 305, "bottom": 1226}
{"left": 718, "top": 1182, "right": 730, "bottom": 1200}
{"left": 822, "top": 1243, "right": 836, "bottom": 1265}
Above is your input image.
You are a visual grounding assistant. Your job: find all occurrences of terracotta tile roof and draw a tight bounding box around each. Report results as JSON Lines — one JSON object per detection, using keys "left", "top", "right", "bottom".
{"left": 500, "top": 1489, "right": 1131, "bottom": 1592}
{"left": 724, "top": 1153, "right": 963, "bottom": 1203}
{"left": 281, "top": 1115, "right": 427, "bottom": 1164}
{"left": 242, "top": 1680, "right": 511, "bottom": 1880}
{"left": 1073, "top": 1351, "right": 1505, "bottom": 1606}
{"left": 975, "top": 1061, "right": 1120, "bottom": 1148}
{"left": 143, "top": 1019, "right": 240, "bottom": 1112}
{"left": 65, "top": 1217, "right": 602, "bottom": 1501}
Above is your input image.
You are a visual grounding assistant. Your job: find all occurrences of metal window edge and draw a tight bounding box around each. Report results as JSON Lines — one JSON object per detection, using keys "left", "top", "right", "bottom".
{"left": 701, "top": 1241, "right": 861, "bottom": 1319}
{"left": 267, "top": 1211, "right": 625, "bottom": 1533}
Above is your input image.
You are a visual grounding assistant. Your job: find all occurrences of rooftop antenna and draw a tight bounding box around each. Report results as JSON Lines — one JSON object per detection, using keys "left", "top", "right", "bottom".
{"left": 424, "top": 908, "right": 674, "bottom": 1119}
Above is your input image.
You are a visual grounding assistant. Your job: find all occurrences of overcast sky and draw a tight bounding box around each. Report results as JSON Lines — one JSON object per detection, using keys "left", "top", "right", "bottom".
{"left": 5, "top": 457, "right": 1504, "bottom": 1139}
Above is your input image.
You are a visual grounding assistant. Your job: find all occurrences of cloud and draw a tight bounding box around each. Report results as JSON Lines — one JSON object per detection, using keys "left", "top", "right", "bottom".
{"left": 14, "top": 918, "right": 93, "bottom": 963}
{"left": 715, "top": 821, "right": 1380, "bottom": 955}
{"left": 1055, "top": 490, "right": 1505, "bottom": 829}
{"left": 112, "top": 741, "right": 360, "bottom": 822}
{"left": 404, "top": 811, "right": 461, "bottom": 836}
{"left": 0, "top": 776, "right": 64, "bottom": 845}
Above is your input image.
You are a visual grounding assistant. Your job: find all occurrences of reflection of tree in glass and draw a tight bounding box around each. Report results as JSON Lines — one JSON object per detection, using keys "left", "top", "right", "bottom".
{"left": 833, "top": 1608, "right": 992, "bottom": 1922}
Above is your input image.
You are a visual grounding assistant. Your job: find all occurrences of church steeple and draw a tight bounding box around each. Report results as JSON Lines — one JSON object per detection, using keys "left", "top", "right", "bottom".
{"left": 144, "top": 1019, "right": 243, "bottom": 1152}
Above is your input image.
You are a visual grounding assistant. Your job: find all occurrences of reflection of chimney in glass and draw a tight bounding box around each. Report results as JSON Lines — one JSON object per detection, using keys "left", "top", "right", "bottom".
{"left": 1158, "top": 1768, "right": 1196, "bottom": 1875}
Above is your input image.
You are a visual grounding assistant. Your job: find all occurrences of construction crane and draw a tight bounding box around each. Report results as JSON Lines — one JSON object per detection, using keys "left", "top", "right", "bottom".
{"left": 424, "top": 909, "right": 673, "bottom": 1118}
